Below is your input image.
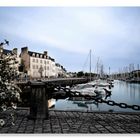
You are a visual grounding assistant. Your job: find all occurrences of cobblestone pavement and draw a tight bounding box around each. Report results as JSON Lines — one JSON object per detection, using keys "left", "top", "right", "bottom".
{"left": 0, "top": 108, "right": 140, "bottom": 134}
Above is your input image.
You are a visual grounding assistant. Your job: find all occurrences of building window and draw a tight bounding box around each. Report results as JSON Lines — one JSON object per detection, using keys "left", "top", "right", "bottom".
{"left": 40, "top": 60, "right": 42, "bottom": 63}
{"left": 33, "top": 72, "right": 36, "bottom": 76}
{"left": 36, "top": 59, "right": 38, "bottom": 63}
{"left": 40, "top": 55, "right": 42, "bottom": 58}
{"left": 44, "top": 66, "right": 46, "bottom": 70}
{"left": 36, "top": 54, "right": 39, "bottom": 57}
{"left": 44, "top": 60, "right": 46, "bottom": 64}
{"left": 32, "top": 58, "right": 35, "bottom": 62}
{"left": 36, "top": 65, "right": 38, "bottom": 69}
{"left": 47, "top": 66, "right": 49, "bottom": 70}
{"left": 47, "top": 61, "right": 49, "bottom": 64}
{"left": 32, "top": 53, "right": 35, "bottom": 57}
{"left": 32, "top": 65, "right": 35, "bottom": 69}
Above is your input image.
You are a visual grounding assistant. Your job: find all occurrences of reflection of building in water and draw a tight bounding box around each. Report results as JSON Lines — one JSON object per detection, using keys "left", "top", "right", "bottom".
{"left": 72, "top": 99, "right": 99, "bottom": 111}
{"left": 138, "top": 84, "right": 140, "bottom": 99}
{"left": 48, "top": 98, "right": 56, "bottom": 108}
{"left": 73, "top": 101, "right": 88, "bottom": 108}
{"left": 69, "top": 97, "right": 93, "bottom": 101}
{"left": 130, "top": 84, "right": 136, "bottom": 100}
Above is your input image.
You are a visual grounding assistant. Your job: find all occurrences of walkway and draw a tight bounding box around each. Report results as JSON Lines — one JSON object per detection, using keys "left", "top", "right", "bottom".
{"left": 0, "top": 108, "right": 140, "bottom": 134}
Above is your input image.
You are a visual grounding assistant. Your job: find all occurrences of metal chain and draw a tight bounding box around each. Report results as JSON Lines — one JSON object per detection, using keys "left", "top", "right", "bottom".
{"left": 54, "top": 86, "right": 140, "bottom": 111}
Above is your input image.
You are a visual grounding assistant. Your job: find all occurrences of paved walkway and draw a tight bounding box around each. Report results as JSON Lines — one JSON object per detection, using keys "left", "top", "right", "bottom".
{"left": 0, "top": 108, "right": 140, "bottom": 134}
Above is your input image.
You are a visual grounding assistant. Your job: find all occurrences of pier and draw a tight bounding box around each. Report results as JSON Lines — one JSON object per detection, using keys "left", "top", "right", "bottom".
{"left": 16, "top": 78, "right": 88, "bottom": 119}
{"left": 1, "top": 78, "right": 140, "bottom": 134}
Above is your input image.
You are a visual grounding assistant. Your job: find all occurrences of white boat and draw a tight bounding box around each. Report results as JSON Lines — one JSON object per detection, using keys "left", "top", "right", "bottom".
{"left": 71, "top": 87, "right": 97, "bottom": 96}
{"left": 94, "top": 86, "right": 106, "bottom": 95}
{"left": 48, "top": 98, "right": 56, "bottom": 108}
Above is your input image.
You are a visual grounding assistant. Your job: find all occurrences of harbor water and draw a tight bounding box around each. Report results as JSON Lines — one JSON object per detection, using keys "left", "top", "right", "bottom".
{"left": 51, "top": 80, "right": 140, "bottom": 112}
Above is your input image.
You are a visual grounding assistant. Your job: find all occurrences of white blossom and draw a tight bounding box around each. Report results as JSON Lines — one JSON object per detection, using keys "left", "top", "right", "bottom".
{"left": 0, "top": 92, "right": 6, "bottom": 99}
{"left": 11, "top": 122, "right": 15, "bottom": 126}
{"left": 1, "top": 105, "right": 7, "bottom": 111}
{"left": 0, "top": 92, "right": 5, "bottom": 96}
{"left": 15, "top": 92, "right": 20, "bottom": 100}
{"left": 0, "top": 42, "right": 21, "bottom": 127}
{"left": 11, "top": 103, "right": 17, "bottom": 109}
{"left": 0, "top": 119, "right": 5, "bottom": 127}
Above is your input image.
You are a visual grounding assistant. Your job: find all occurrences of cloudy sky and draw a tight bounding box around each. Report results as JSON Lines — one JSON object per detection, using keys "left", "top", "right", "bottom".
{"left": 0, "top": 7, "right": 140, "bottom": 73}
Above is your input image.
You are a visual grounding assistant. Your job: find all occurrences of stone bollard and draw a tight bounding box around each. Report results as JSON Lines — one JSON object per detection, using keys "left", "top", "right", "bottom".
{"left": 28, "top": 82, "right": 49, "bottom": 120}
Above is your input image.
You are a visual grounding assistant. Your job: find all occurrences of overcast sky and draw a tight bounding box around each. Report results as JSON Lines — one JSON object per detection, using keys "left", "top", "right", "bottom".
{"left": 0, "top": 7, "right": 140, "bottom": 73}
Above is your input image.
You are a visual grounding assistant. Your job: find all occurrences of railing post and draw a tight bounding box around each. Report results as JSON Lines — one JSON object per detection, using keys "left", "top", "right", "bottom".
{"left": 28, "top": 82, "right": 49, "bottom": 119}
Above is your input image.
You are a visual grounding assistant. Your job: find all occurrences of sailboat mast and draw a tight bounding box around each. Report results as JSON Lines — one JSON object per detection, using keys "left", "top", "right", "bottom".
{"left": 89, "top": 49, "right": 91, "bottom": 81}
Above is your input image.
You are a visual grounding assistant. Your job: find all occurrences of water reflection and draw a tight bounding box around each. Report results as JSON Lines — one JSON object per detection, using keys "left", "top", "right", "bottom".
{"left": 52, "top": 80, "right": 140, "bottom": 112}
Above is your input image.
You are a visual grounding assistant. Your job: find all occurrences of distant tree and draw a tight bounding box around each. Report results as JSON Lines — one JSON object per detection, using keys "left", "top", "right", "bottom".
{"left": 85, "top": 72, "right": 89, "bottom": 77}
{"left": 38, "top": 66, "right": 44, "bottom": 78}
{"left": 77, "top": 71, "right": 84, "bottom": 77}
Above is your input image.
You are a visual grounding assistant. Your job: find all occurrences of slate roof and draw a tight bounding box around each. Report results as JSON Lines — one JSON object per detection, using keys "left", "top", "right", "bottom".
{"left": 3, "top": 49, "right": 12, "bottom": 54}
{"left": 28, "top": 51, "right": 55, "bottom": 62}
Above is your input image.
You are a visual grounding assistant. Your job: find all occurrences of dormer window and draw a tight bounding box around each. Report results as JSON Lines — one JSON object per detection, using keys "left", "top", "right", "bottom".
{"left": 40, "top": 54, "right": 42, "bottom": 58}
{"left": 36, "top": 54, "right": 39, "bottom": 57}
{"left": 32, "top": 53, "right": 35, "bottom": 57}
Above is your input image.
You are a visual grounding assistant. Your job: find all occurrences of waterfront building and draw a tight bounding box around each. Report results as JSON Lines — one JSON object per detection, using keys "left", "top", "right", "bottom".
{"left": 20, "top": 47, "right": 67, "bottom": 79}
{"left": 0, "top": 47, "right": 21, "bottom": 74}
{"left": 55, "top": 63, "right": 67, "bottom": 77}
{"left": 0, "top": 44, "right": 67, "bottom": 79}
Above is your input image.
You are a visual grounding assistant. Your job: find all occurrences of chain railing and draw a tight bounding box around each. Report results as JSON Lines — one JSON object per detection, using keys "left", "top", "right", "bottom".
{"left": 18, "top": 81, "right": 140, "bottom": 120}
{"left": 53, "top": 86, "right": 140, "bottom": 111}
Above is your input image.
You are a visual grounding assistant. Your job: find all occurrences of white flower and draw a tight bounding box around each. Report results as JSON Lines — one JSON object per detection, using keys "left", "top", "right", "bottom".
{"left": 1, "top": 105, "right": 7, "bottom": 111}
{"left": 11, "top": 103, "right": 17, "bottom": 109}
{"left": 11, "top": 122, "right": 15, "bottom": 126}
{"left": 7, "top": 85, "right": 11, "bottom": 90}
{"left": 15, "top": 92, "right": 20, "bottom": 100}
{"left": 0, "top": 119, "right": 5, "bottom": 127}
{"left": 0, "top": 92, "right": 6, "bottom": 98}
{"left": 0, "top": 92, "right": 4, "bottom": 96}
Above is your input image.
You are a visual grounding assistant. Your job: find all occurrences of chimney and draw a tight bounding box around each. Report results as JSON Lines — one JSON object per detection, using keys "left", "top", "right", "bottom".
{"left": 21, "top": 47, "right": 28, "bottom": 53}
{"left": 44, "top": 51, "right": 48, "bottom": 56}
{"left": 12, "top": 48, "right": 18, "bottom": 55}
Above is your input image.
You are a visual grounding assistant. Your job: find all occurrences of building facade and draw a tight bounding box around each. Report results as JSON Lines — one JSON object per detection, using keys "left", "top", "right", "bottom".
{"left": 20, "top": 47, "right": 66, "bottom": 79}
{"left": 0, "top": 47, "right": 20, "bottom": 74}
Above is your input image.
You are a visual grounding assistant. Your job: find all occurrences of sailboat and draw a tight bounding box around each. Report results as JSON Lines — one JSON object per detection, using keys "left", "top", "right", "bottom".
{"left": 89, "top": 49, "right": 92, "bottom": 82}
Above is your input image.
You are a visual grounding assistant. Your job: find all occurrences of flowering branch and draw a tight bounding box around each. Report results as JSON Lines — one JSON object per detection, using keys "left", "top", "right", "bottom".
{"left": 0, "top": 41, "right": 21, "bottom": 127}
